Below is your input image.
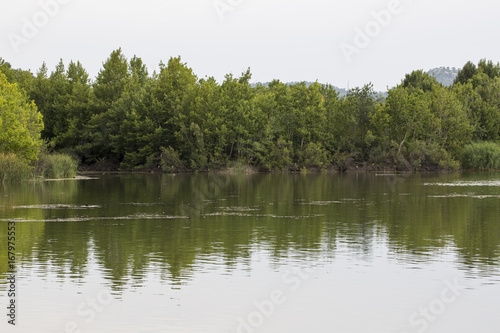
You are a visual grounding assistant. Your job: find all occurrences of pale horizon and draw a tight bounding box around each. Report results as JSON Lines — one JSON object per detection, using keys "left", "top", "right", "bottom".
{"left": 1, "top": 0, "right": 499, "bottom": 91}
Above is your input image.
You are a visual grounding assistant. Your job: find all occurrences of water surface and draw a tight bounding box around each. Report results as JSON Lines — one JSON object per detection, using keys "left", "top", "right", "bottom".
{"left": 1, "top": 172, "right": 500, "bottom": 332}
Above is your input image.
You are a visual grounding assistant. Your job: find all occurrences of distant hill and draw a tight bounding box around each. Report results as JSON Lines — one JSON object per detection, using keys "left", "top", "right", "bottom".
{"left": 250, "top": 81, "right": 387, "bottom": 98}
{"left": 251, "top": 68, "right": 461, "bottom": 97}
{"left": 427, "top": 67, "right": 460, "bottom": 86}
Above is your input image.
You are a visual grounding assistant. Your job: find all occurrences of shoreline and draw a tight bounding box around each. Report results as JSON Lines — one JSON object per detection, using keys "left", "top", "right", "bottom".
{"left": 76, "top": 166, "right": 493, "bottom": 176}
{"left": 76, "top": 160, "right": 486, "bottom": 175}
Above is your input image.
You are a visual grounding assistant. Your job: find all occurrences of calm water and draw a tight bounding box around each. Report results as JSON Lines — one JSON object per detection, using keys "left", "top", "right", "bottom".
{"left": 1, "top": 172, "right": 500, "bottom": 333}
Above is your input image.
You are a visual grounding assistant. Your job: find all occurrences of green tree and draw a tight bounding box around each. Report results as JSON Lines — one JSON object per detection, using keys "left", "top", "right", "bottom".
{"left": 0, "top": 58, "right": 13, "bottom": 80}
{"left": 29, "top": 62, "right": 51, "bottom": 138}
{"left": 477, "top": 59, "right": 500, "bottom": 80}
{"left": 452, "top": 82, "right": 486, "bottom": 140}
{"left": 402, "top": 70, "right": 440, "bottom": 92}
{"left": 428, "top": 85, "right": 473, "bottom": 155}
{"left": 55, "top": 61, "right": 95, "bottom": 152}
{"left": 454, "top": 61, "right": 500, "bottom": 142}
{"left": 129, "top": 55, "right": 149, "bottom": 84}
{"left": 454, "top": 61, "right": 477, "bottom": 86}
{"left": 184, "top": 77, "right": 228, "bottom": 167}
{"left": 156, "top": 57, "right": 198, "bottom": 163}
{"left": 217, "top": 69, "right": 259, "bottom": 162}
{"left": 109, "top": 76, "right": 156, "bottom": 168}
{"left": 47, "top": 59, "right": 70, "bottom": 141}
{"left": 0, "top": 71, "right": 43, "bottom": 162}
{"left": 93, "top": 48, "right": 130, "bottom": 110}
{"left": 0, "top": 58, "right": 35, "bottom": 90}
{"left": 371, "top": 86, "right": 433, "bottom": 158}
{"left": 81, "top": 49, "right": 132, "bottom": 164}
{"left": 344, "top": 84, "right": 376, "bottom": 155}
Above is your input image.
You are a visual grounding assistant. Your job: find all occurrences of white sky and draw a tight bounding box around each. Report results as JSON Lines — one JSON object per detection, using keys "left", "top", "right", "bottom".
{"left": 1, "top": 0, "right": 499, "bottom": 91}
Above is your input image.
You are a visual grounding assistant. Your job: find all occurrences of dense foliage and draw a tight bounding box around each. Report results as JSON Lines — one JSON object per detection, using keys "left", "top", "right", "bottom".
{"left": 1, "top": 52, "right": 500, "bottom": 172}
{"left": 460, "top": 142, "right": 500, "bottom": 170}
{"left": 0, "top": 70, "right": 43, "bottom": 162}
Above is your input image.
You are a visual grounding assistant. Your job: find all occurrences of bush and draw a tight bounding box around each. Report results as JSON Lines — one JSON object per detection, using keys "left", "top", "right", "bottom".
{"left": 368, "top": 142, "right": 400, "bottom": 169}
{"left": 368, "top": 141, "right": 459, "bottom": 171}
{"left": 0, "top": 153, "right": 32, "bottom": 183}
{"left": 406, "top": 141, "right": 459, "bottom": 171}
{"left": 160, "top": 147, "right": 186, "bottom": 173}
{"left": 460, "top": 142, "right": 500, "bottom": 170}
{"left": 332, "top": 150, "right": 359, "bottom": 171}
{"left": 39, "top": 153, "right": 78, "bottom": 179}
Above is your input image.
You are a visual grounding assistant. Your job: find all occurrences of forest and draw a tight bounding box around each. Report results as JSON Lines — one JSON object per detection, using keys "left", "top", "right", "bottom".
{"left": 1, "top": 49, "right": 500, "bottom": 178}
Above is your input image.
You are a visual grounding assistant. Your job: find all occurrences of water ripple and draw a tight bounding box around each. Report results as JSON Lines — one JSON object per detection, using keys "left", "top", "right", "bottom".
{"left": 0, "top": 214, "right": 188, "bottom": 223}
{"left": 13, "top": 204, "right": 101, "bottom": 209}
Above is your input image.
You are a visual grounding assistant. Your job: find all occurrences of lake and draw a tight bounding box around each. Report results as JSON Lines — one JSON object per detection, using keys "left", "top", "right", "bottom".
{"left": 1, "top": 172, "right": 500, "bottom": 333}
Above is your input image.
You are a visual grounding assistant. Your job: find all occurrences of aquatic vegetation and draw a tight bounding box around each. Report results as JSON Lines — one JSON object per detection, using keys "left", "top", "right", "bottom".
{"left": 38, "top": 153, "right": 78, "bottom": 179}
{"left": 0, "top": 153, "right": 32, "bottom": 183}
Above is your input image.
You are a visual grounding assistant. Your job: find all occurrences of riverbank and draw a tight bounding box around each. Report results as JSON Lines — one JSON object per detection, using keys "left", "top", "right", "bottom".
{"left": 3, "top": 153, "right": 498, "bottom": 184}
{"left": 77, "top": 162, "right": 458, "bottom": 175}
{"left": 75, "top": 140, "right": 500, "bottom": 174}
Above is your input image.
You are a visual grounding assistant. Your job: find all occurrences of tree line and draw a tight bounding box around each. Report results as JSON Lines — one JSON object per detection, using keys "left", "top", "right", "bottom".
{"left": 1, "top": 50, "right": 500, "bottom": 172}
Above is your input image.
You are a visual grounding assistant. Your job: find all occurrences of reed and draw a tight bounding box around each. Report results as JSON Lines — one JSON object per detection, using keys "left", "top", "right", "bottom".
{"left": 39, "top": 153, "right": 78, "bottom": 179}
{"left": 0, "top": 153, "right": 32, "bottom": 183}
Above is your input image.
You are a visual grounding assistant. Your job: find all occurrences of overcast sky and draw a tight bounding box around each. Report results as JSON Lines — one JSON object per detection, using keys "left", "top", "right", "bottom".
{"left": 1, "top": 0, "right": 499, "bottom": 91}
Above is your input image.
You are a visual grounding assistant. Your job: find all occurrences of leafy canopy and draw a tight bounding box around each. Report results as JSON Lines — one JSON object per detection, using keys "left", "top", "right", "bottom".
{"left": 0, "top": 71, "right": 43, "bottom": 162}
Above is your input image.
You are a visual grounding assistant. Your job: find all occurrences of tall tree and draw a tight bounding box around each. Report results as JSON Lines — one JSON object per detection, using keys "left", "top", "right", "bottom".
{"left": 372, "top": 86, "right": 433, "bottom": 155}
{"left": 0, "top": 72, "right": 43, "bottom": 162}
{"left": 402, "top": 70, "right": 440, "bottom": 92}
{"left": 93, "top": 48, "right": 130, "bottom": 110}
{"left": 55, "top": 61, "right": 94, "bottom": 151}
{"left": 429, "top": 85, "right": 473, "bottom": 154}
{"left": 454, "top": 61, "right": 477, "bottom": 86}
{"left": 155, "top": 57, "right": 198, "bottom": 163}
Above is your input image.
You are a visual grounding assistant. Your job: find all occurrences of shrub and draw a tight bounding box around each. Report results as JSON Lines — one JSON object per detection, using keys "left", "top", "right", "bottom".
{"left": 160, "top": 147, "right": 186, "bottom": 173}
{"left": 332, "top": 150, "right": 359, "bottom": 171}
{"left": 368, "top": 141, "right": 459, "bottom": 171}
{"left": 368, "top": 142, "right": 398, "bottom": 169}
{"left": 406, "top": 141, "right": 459, "bottom": 171}
{"left": 460, "top": 142, "right": 500, "bottom": 170}
{"left": 39, "top": 153, "right": 78, "bottom": 179}
{"left": 0, "top": 153, "right": 32, "bottom": 183}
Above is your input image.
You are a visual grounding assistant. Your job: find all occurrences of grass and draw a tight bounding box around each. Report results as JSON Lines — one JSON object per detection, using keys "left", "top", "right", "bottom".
{"left": 0, "top": 153, "right": 33, "bottom": 183}
{"left": 38, "top": 153, "right": 78, "bottom": 179}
